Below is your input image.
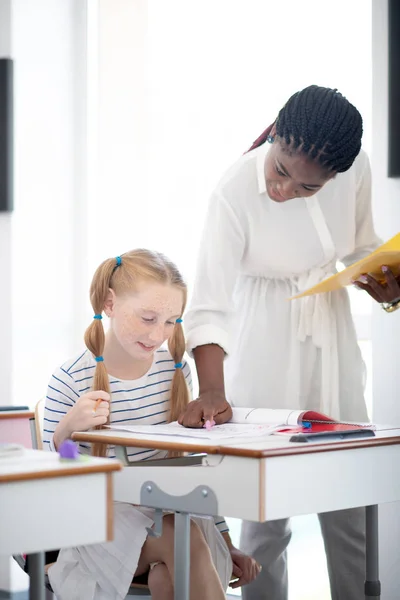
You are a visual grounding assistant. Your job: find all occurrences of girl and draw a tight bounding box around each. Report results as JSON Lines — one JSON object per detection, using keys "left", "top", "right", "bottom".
{"left": 180, "top": 85, "right": 400, "bottom": 600}
{"left": 43, "top": 249, "right": 259, "bottom": 600}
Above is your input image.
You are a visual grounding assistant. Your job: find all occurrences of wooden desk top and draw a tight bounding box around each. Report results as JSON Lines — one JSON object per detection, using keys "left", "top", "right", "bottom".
{"left": 0, "top": 449, "right": 121, "bottom": 483}
{"left": 72, "top": 427, "right": 400, "bottom": 459}
{"left": 0, "top": 410, "right": 34, "bottom": 420}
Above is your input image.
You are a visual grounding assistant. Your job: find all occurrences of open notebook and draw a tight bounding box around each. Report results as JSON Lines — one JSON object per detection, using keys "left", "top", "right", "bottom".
{"left": 107, "top": 407, "right": 374, "bottom": 441}
{"left": 290, "top": 232, "right": 400, "bottom": 299}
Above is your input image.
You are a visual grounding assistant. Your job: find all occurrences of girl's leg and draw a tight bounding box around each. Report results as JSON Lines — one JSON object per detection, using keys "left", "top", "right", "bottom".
{"left": 136, "top": 514, "right": 226, "bottom": 600}
{"left": 148, "top": 563, "right": 173, "bottom": 600}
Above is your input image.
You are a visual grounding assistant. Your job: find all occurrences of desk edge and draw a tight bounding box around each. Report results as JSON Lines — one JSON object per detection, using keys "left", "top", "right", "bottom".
{"left": 0, "top": 461, "right": 122, "bottom": 483}
{"left": 72, "top": 431, "right": 400, "bottom": 458}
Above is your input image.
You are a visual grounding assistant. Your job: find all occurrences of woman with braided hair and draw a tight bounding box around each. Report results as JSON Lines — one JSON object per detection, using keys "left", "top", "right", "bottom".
{"left": 181, "top": 85, "right": 400, "bottom": 599}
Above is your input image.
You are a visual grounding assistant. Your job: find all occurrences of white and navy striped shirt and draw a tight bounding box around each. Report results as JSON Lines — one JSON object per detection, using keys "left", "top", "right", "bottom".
{"left": 43, "top": 347, "right": 228, "bottom": 534}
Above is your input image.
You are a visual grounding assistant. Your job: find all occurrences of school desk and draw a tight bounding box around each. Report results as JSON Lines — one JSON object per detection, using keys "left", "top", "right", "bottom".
{"left": 0, "top": 449, "right": 121, "bottom": 600}
{"left": 0, "top": 409, "right": 35, "bottom": 449}
{"left": 73, "top": 426, "right": 400, "bottom": 600}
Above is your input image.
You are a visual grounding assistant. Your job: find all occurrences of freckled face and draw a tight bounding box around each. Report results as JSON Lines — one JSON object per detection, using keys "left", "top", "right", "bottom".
{"left": 107, "top": 282, "right": 184, "bottom": 361}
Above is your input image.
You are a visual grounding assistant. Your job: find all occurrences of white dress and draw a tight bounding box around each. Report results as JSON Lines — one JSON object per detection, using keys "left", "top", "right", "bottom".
{"left": 185, "top": 143, "right": 381, "bottom": 421}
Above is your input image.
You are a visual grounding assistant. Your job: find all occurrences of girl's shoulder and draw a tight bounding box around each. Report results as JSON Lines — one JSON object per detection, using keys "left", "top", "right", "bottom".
{"left": 58, "top": 350, "right": 94, "bottom": 382}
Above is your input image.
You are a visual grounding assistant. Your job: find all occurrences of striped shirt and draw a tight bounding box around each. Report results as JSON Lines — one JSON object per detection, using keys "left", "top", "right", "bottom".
{"left": 43, "top": 347, "right": 228, "bottom": 534}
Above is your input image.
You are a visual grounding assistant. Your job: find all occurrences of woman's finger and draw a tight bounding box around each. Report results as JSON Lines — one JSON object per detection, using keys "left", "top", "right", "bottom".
{"left": 353, "top": 280, "right": 382, "bottom": 303}
{"left": 382, "top": 266, "right": 400, "bottom": 302}
{"left": 365, "top": 273, "right": 393, "bottom": 302}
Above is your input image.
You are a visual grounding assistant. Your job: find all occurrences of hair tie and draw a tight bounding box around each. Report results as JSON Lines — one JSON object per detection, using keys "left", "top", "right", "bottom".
{"left": 95, "top": 356, "right": 104, "bottom": 362}
{"left": 174, "top": 362, "right": 183, "bottom": 369}
{"left": 176, "top": 318, "right": 183, "bottom": 324}
{"left": 93, "top": 314, "right": 102, "bottom": 320}
{"left": 115, "top": 256, "right": 122, "bottom": 267}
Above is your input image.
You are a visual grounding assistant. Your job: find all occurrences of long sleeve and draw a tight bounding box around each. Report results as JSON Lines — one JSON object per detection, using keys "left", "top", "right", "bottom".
{"left": 341, "top": 152, "right": 382, "bottom": 267}
{"left": 43, "top": 366, "right": 80, "bottom": 452}
{"left": 185, "top": 191, "right": 245, "bottom": 356}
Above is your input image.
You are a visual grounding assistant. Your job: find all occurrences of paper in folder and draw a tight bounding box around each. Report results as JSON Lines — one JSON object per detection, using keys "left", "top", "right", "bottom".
{"left": 291, "top": 232, "right": 400, "bottom": 299}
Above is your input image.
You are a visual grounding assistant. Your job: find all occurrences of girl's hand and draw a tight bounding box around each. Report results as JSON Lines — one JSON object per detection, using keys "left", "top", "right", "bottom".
{"left": 353, "top": 266, "right": 400, "bottom": 305}
{"left": 53, "top": 390, "right": 110, "bottom": 449}
{"left": 221, "top": 532, "right": 261, "bottom": 588}
{"left": 229, "top": 546, "right": 261, "bottom": 589}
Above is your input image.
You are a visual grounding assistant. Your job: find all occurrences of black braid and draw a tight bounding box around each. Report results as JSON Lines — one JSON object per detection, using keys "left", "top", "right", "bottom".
{"left": 273, "top": 85, "right": 363, "bottom": 173}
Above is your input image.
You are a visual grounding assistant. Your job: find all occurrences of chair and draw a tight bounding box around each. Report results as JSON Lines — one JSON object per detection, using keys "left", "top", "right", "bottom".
{"left": 34, "top": 397, "right": 45, "bottom": 449}
{"left": 18, "top": 400, "right": 152, "bottom": 598}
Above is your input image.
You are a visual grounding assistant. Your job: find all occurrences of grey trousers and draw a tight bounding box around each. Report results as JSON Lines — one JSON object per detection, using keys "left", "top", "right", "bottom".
{"left": 240, "top": 507, "right": 366, "bottom": 600}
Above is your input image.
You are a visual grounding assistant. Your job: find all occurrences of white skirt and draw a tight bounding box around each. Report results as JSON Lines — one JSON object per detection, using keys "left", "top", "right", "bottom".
{"left": 48, "top": 503, "right": 232, "bottom": 600}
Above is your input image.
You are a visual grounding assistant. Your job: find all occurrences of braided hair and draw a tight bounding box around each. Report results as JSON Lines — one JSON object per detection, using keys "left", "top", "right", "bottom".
{"left": 247, "top": 85, "right": 363, "bottom": 173}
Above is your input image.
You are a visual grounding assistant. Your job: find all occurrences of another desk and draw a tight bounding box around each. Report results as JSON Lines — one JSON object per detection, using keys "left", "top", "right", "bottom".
{"left": 0, "top": 410, "right": 35, "bottom": 449}
{"left": 73, "top": 427, "right": 400, "bottom": 600}
{"left": 0, "top": 449, "right": 121, "bottom": 600}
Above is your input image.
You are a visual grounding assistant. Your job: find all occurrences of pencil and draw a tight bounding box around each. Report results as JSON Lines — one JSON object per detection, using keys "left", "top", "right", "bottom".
{"left": 93, "top": 398, "right": 103, "bottom": 413}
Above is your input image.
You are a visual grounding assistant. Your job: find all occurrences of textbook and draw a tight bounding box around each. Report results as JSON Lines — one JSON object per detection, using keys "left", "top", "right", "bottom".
{"left": 230, "top": 407, "right": 374, "bottom": 436}
{"left": 290, "top": 232, "right": 400, "bottom": 299}
{"left": 107, "top": 407, "right": 373, "bottom": 440}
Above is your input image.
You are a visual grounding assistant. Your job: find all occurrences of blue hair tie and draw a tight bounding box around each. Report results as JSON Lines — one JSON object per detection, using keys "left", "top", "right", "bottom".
{"left": 115, "top": 256, "right": 122, "bottom": 267}
{"left": 95, "top": 356, "right": 104, "bottom": 362}
{"left": 93, "top": 314, "right": 102, "bottom": 320}
{"left": 174, "top": 362, "right": 183, "bottom": 369}
{"left": 176, "top": 318, "right": 183, "bottom": 324}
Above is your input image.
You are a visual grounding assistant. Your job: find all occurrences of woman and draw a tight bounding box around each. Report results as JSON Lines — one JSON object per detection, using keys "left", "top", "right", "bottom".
{"left": 181, "top": 85, "right": 400, "bottom": 600}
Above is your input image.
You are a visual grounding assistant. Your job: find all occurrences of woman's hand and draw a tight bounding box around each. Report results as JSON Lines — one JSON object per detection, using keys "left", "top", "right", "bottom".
{"left": 178, "top": 390, "right": 232, "bottom": 428}
{"left": 53, "top": 390, "right": 110, "bottom": 449}
{"left": 353, "top": 266, "right": 400, "bottom": 306}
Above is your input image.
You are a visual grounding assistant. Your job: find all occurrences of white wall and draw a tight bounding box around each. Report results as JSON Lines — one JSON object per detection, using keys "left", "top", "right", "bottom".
{"left": 0, "top": 1, "right": 30, "bottom": 591}
{"left": 0, "top": 0, "right": 13, "bottom": 407}
{"left": 11, "top": 0, "right": 88, "bottom": 406}
{"left": 89, "top": 0, "right": 149, "bottom": 272}
{"left": 371, "top": 0, "right": 400, "bottom": 596}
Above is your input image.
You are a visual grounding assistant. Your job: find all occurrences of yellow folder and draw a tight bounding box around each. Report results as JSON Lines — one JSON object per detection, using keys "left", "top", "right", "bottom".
{"left": 291, "top": 233, "right": 400, "bottom": 299}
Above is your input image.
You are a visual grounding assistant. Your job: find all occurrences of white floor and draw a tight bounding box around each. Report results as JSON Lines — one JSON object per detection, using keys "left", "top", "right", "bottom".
{"left": 226, "top": 514, "right": 331, "bottom": 600}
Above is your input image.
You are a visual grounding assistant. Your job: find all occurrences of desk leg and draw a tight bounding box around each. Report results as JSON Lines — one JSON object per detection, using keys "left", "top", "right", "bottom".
{"left": 28, "top": 552, "right": 45, "bottom": 600}
{"left": 365, "top": 505, "right": 381, "bottom": 599}
{"left": 174, "top": 512, "right": 190, "bottom": 600}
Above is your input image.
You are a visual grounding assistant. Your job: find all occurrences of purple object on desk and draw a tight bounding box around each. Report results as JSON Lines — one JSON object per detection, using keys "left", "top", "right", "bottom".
{"left": 59, "top": 439, "right": 79, "bottom": 460}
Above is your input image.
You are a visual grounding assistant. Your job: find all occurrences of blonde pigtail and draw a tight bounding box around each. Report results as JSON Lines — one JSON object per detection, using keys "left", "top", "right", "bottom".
{"left": 168, "top": 318, "right": 189, "bottom": 423}
{"left": 84, "top": 257, "right": 121, "bottom": 457}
